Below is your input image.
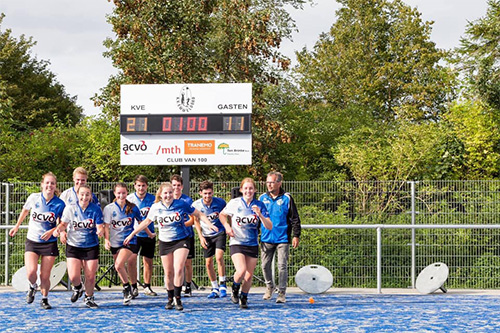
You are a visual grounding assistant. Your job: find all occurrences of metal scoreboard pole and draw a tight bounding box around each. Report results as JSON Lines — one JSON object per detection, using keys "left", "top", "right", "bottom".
{"left": 180, "top": 165, "right": 190, "bottom": 195}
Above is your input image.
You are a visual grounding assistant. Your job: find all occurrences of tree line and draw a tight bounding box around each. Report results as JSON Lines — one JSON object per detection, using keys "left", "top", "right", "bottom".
{"left": 0, "top": 0, "right": 499, "bottom": 183}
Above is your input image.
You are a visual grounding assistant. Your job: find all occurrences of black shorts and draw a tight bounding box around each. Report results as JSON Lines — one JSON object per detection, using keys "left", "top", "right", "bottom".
{"left": 203, "top": 232, "right": 227, "bottom": 258}
{"left": 25, "top": 239, "right": 59, "bottom": 257}
{"left": 159, "top": 238, "right": 189, "bottom": 256}
{"left": 230, "top": 244, "right": 259, "bottom": 258}
{"left": 136, "top": 236, "right": 156, "bottom": 259}
{"left": 111, "top": 244, "right": 139, "bottom": 255}
{"left": 66, "top": 244, "right": 99, "bottom": 260}
{"left": 187, "top": 236, "right": 195, "bottom": 259}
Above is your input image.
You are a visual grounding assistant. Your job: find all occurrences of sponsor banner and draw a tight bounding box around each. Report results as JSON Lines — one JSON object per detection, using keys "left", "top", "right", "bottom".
{"left": 121, "top": 83, "right": 252, "bottom": 115}
{"left": 120, "top": 134, "right": 252, "bottom": 165}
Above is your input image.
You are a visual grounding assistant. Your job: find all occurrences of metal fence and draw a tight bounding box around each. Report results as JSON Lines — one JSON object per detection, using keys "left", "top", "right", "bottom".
{"left": 1, "top": 180, "right": 500, "bottom": 290}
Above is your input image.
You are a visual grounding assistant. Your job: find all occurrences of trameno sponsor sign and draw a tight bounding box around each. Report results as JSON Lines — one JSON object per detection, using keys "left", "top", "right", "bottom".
{"left": 120, "top": 83, "right": 252, "bottom": 165}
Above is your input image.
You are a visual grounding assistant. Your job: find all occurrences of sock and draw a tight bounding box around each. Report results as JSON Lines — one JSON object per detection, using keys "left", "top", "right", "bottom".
{"left": 167, "top": 289, "right": 174, "bottom": 300}
{"left": 211, "top": 281, "right": 219, "bottom": 289}
{"left": 131, "top": 283, "right": 137, "bottom": 289}
{"left": 42, "top": 296, "right": 48, "bottom": 300}
{"left": 74, "top": 283, "right": 82, "bottom": 290}
{"left": 123, "top": 282, "right": 130, "bottom": 290}
{"left": 174, "top": 285, "right": 182, "bottom": 298}
{"left": 241, "top": 292, "right": 248, "bottom": 298}
{"left": 144, "top": 283, "right": 150, "bottom": 288}
{"left": 219, "top": 276, "right": 226, "bottom": 284}
{"left": 30, "top": 282, "right": 38, "bottom": 289}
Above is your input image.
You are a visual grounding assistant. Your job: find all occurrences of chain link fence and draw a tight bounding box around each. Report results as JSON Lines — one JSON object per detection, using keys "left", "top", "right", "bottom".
{"left": 1, "top": 180, "right": 500, "bottom": 289}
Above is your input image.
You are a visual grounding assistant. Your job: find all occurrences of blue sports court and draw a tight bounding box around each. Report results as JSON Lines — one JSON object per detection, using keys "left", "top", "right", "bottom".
{"left": 1, "top": 287, "right": 500, "bottom": 332}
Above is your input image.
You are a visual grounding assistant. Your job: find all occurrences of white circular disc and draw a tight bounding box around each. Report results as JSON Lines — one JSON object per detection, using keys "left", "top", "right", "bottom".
{"left": 416, "top": 262, "right": 449, "bottom": 294}
{"left": 295, "top": 265, "right": 333, "bottom": 294}
{"left": 12, "top": 265, "right": 41, "bottom": 291}
{"left": 49, "top": 261, "right": 67, "bottom": 290}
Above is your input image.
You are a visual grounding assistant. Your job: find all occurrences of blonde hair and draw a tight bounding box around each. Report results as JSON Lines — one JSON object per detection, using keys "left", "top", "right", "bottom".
{"left": 41, "top": 172, "right": 60, "bottom": 196}
{"left": 155, "top": 182, "right": 173, "bottom": 203}
{"left": 73, "top": 167, "right": 88, "bottom": 178}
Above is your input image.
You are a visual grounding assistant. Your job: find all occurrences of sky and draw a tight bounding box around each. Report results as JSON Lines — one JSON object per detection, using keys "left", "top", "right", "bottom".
{"left": 0, "top": 0, "right": 490, "bottom": 117}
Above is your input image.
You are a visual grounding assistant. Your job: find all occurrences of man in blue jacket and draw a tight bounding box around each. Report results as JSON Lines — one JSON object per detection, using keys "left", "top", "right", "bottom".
{"left": 259, "top": 171, "right": 301, "bottom": 303}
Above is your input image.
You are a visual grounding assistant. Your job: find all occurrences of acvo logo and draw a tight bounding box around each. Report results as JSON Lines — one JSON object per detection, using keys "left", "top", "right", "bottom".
{"left": 123, "top": 140, "right": 147, "bottom": 155}
{"left": 235, "top": 215, "right": 258, "bottom": 226}
{"left": 72, "top": 219, "right": 95, "bottom": 229}
{"left": 158, "top": 213, "right": 182, "bottom": 226}
{"left": 32, "top": 212, "right": 56, "bottom": 223}
{"left": 111, "top": 218, "right": 133, "bottom": 228}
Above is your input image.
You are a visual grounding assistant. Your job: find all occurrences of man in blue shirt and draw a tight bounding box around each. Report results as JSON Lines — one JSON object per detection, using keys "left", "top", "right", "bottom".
{"left": 259, "top": 171, "right": 301, "bottom": 303}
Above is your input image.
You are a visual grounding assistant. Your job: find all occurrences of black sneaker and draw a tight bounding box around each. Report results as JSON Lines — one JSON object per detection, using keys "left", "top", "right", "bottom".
{"left": 183, "top": 285, "right": 192, "bottom": 297}
{"left": 131, "top": 286, "right": 139, "bottom": 299}
{"left": 231, "top": 284, "right": 240, "bottom": 304}
{"left": 174, "top": 297, "right": 184, "bottom": 311}
{"left": 71, "top": 286, "right": 84, "bottom": 303}
{"left": 41, "top": 299, "right": 52, "bottom": 310}
{"left": 165, "top": 298, "right": 174, "bottom": 310}
{"left": 84, "top": 295, "right": 99, "bottom": 309}
{"left": 123, "top": 287, "right": 132, "bottom": 305}
{"left": 26, "top": 286, "right": 36, "bottom": 304}
{"left": 239, "top": 295, "right": 248, "bottom": 309}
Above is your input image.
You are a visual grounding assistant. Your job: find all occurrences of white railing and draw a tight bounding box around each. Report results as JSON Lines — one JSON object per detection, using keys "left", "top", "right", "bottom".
{"left": 3, "top": 224, "right": 500, "bottom": 293}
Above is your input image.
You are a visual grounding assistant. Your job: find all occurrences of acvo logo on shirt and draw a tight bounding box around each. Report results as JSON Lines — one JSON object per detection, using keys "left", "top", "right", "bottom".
{"left": 158, "top": 213, "right": 182, "bottom": 226}
{"left": 72, "top": 219, "right": 95, "bottom": 229}
{"left": 32, "top": 211, "right": 56, "bottom": 223}
{"left": 235, "top": 215, "right": 258, "bottom": 226}
{"left": 207, "top": 212, "right": 219, "bottom": 222}
{"left": 111, "top": 218, "right": 133, "bottom": 228}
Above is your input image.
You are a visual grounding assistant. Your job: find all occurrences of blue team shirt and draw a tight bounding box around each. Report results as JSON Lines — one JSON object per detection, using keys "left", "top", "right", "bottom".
{"left": 24, "top": 193, "right": 66, "bottom": 243}
{"left": 103, "top": 202, "right": 142, "bottom": 247}
{"left": 61, "top": 202, "right": 103, "bottom": 248}
{"left": 178, "top": 194, "right": 194, "bottom": 238}
{"left": 126, "top": 192, "right": 156, "bottom": 238}
{"left": 192, "top": 197, "right": 226, "bottom": 237}
{"left": 259, "top": 192, "right": 293, "bottom": 243}
{"left": 147, "top": 199, "right": 194, "bottom": 242}
{"left": 222, "top": 197, "right": 269, "bottom": 246}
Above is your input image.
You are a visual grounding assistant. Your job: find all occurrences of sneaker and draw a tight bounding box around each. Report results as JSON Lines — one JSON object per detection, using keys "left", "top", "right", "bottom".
{"left": 41, "top": 299, "right": 52, "bottom": 310}
{"left": 84, "top": 295, "right": 99, "bottom": 309}
{"left": 219, "top": 284, "right": 227, "bottom": 298}
{"left": 174, "top": 297, "right": 184, "bottom": 311}
{"left": 207, "top": 288, "right": 220, "bottom": 299}
{"left": 143, "top": 286, "right": 158, "bottom": 297}
{"left": 239, "top": 295, "right": 248, "bottom": 309}
{"left": 276, "top": 291, "right": 286, "bottom": 303}
{"left": 263, "top": 286, "right": 273, "bottom": 300}
{"left": 165, "top": 298, "right": 174, "bottom": 310}
{"left": 123, "top": 287, "right": 132, "bottom": 305}
{"left": 183, "top": 285, "right": 192, "bottom": 297}
{"left": 231, "top": 284, "right": 240, "bottom": 304}
{"left": 131, "top": 286, "right": 139, "bottom": 299}
{"left": 26, "top": 286, "right": 36, "bottom": 304}
{"left": 71, "top": 286, "right": 84, "bottom": 303}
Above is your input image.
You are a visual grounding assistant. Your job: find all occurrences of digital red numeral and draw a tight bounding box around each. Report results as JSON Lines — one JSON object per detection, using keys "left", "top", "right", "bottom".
{"left": 162, "top": 117, "right": 171, "bottom": 131}
{"left": 199, "top": 117, "right": 207, "bottom": 131}
{"left": 187, "top": 117, "right": 196, "bottom": 131}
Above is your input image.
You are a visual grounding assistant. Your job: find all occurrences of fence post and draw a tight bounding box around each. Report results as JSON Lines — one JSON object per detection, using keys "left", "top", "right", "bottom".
{"left": 377, "top": 226, "right": 382, "bottom": 294}
{"left": 410, "top": 181, "right": 416, "bottom": 289}
{"left": 3, "top": 183, "right": 10, "bottom": 286}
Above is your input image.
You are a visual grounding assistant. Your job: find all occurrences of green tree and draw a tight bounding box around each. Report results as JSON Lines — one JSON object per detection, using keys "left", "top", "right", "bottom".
{"left": 295, "top": 0, "right": 454, "bottom": 123}
{"left": 0, "top": 14, "right": 83, "bottom": 131}
{"left": 455, "top": 0, "right": 500, "bottom": 109}
{"left": 94, "top": 0, "right": 305, "bottom": 179}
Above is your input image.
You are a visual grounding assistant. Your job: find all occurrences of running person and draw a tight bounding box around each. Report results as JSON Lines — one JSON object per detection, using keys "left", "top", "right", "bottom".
{"left": 124, "top": 182, "right": 216, "bottom": 311}
{"left": 60, "top": 167, "right": 99, "bottom": 206}
{"left": 219, "top": 178, "right": 272, "bottom": 309}
{"left": 102, "top": 182, "right": 143, "bottom": 305}
{"left": 192, "top": 180, "right": 228, "bottom": 298}
{"left": 171, "top": 174, "right": 195, "bottom": 297}
{"left": 126, "top": 175, "right": 157, "bottom": 297}
{"left": 53, "top": 185, "right": 104, "bottom": 308}
{"left": 9, "top": 172, "right": 66, "bottom": 310}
